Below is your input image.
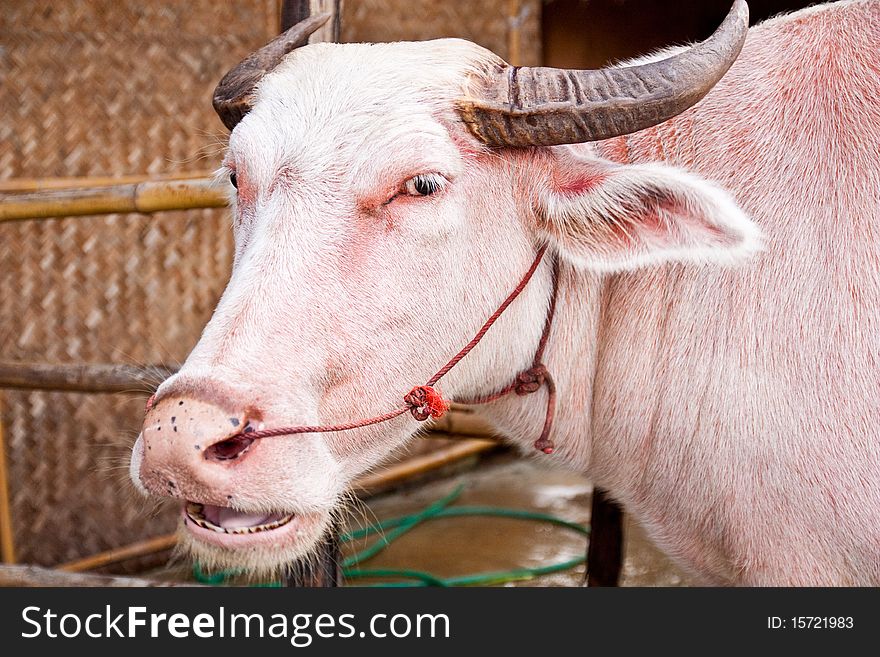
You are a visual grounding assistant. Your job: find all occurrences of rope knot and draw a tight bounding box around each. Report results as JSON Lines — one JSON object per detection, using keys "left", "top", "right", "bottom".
{"left": 515, "top": 364, "right": 548, "bottom": 396}
{"left": 404, "top": 385, "right": 450, "bottom": 421}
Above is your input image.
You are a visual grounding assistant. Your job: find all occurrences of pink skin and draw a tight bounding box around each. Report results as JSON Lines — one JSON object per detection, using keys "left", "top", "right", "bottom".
{"left": 134, "top": 39, "right": 556, "bottom": 573}
{"left": 133, "top": 1, "right": 880, "bottom": 584}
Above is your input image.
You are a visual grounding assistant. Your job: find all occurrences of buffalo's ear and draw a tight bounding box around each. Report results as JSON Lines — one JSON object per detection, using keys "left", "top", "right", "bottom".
{"left": 534, "top": 148, "right": 762, "bottom": 272}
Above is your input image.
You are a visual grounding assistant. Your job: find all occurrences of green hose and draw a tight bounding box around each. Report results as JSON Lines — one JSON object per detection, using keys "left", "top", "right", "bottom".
{"left": 194, "top": 484, "right": 590, "bottom": 587}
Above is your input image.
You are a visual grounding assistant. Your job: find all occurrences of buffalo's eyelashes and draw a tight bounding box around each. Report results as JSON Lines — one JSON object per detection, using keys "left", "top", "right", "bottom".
{"left": 403, "top": 173, "right": 446, "bottom": 197}
{"left": 229, "top": 171, "right": 238, "bottom": 189}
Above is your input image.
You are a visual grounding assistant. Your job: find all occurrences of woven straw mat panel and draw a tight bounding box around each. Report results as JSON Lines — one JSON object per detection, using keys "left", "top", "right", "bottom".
{"left": 0, "top": 1, "right": 277, "bottom": 568}
{"left": 341, "top": 0, "right": 542, "bottom": 64}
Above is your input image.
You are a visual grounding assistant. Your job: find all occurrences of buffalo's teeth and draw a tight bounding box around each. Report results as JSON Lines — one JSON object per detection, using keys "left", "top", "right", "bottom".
{"left": 185, "top": 504, "right": 294, "bottom": 535}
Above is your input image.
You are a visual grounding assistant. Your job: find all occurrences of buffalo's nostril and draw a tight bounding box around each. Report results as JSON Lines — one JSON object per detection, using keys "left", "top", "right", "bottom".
{"left": 205, "top": 432, "right": 255, "bottom": 461}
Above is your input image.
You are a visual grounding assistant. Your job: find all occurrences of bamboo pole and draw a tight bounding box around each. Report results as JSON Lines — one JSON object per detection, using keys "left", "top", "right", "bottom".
{"left": 0, "top": 170, "right": 214, "bottom": 193}
{"left": 0, "top": 394, "right": 15, "bottom": 564}
{"left": 58, "top": 534, "right": 177, "bottom": 573}
{"left": 354, "top": 438, "right": 497, "bottom": 496}
{"left": 430, "top": 407, "right": 497, "bottom": 438}
{"left": 0, "top": 177, "right": 228, "bottom": 223}
{"left": 0, "top": 362, "right": 176, "bottom": 394}
{"left": 282, "top": 526, "right": 341, "bottom": 587}
{"left": 57, "top": 438, "right": 499, "bottom": 573}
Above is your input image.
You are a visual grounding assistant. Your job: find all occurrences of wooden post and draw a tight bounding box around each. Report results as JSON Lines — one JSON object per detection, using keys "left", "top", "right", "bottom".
{"left": 277, "top": 0, "right": 344, "bottom": 589}
{"left": 585, "top": 487, "right": 624, "bottom": 586}
{"left": 282, "top": 526, "right": 342, "bottom": 587}
{"left": 281, "top": 0, "right": 341, "bottom": 41}
{"left": 280, "top": 0, "right": 311, "bottom": 30}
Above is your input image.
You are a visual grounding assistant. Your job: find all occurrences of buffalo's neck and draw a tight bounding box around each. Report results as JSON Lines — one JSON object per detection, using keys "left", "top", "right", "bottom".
{"left": 475, "top": 262, "right": 607, "bottom": 472}
{"left": 475, "top": 127, "right": 691, "bottom": 476}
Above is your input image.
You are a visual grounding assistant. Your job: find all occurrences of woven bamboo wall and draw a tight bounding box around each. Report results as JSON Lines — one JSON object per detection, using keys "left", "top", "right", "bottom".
{"left": 0, "top": 1, "right": 277, "bottom": 567}
{"left": 341, "top": 0, "right": 542, "bottom": 64}
{"left": 0, "top": 0, "right": 540, "bottom": 569}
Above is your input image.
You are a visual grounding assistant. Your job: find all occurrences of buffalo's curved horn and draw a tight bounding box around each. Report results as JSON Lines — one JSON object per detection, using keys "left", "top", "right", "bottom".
{"left": 213, "top": 13, "right": 331, "bottom": 130}
{"left": 458, "top": 0, "right": 749, "bottom": 146}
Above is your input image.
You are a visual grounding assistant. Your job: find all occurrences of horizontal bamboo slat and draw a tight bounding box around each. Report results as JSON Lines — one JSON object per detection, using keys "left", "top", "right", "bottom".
{"left": 430, "top": 406, "right": 497, "bottom": 437}
{"left": 0, "top": 178, "right": 228, "bottom": 223}
{"left": 58, "top": 534, "right": 178, "bottom": 573}
{"left": 0, "top": 362, "right": 499, "bottom": 437}
{"left": 0, "top": 171, "right": 214, "bottom": 193}
{"left": 353, "top": 438, "right": 497, "bottom": 496}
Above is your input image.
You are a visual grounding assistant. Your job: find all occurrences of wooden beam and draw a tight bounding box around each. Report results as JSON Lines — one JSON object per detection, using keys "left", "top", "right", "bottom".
{"left": 0, "top": 362, "right": 176, "bottom": 395}
{"left": 0, "top": 362, "right": 497, "bottom": 440}
{"left": 0, "top": 362, "right": 498, "bottom": 445}
{"left": 0, "top": 564, "right": 197, "bottom": 587}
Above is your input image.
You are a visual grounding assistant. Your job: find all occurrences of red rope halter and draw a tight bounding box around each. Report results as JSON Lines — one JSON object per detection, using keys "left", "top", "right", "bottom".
{"left": 149, "top": 246, "right": 560, "bottom": 454}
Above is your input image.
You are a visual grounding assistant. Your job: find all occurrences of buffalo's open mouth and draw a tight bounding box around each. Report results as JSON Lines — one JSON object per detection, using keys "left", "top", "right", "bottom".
{"left": 179, "top": 499, "right": 331, "bottom": 575}
{"left": 185, "top": 502, "right": 294, "bottom": 535}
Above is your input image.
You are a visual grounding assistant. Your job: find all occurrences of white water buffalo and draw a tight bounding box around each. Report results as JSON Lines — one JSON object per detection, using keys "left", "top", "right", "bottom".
{"left": 130, "top": 0, "right": 880, "bottom": 584}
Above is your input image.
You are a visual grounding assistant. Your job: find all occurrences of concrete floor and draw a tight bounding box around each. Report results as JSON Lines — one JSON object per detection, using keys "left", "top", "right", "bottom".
{"left": 346, "top": 457, "right": 693, "bottom": 587}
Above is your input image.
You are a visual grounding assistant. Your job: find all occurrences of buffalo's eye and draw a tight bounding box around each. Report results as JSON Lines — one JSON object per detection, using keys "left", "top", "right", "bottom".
{"left": 403, "top": 173, "right": 446, "bottom": 197}
{"left": 229, "top": 172, "right": 238, "bottom": 189}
